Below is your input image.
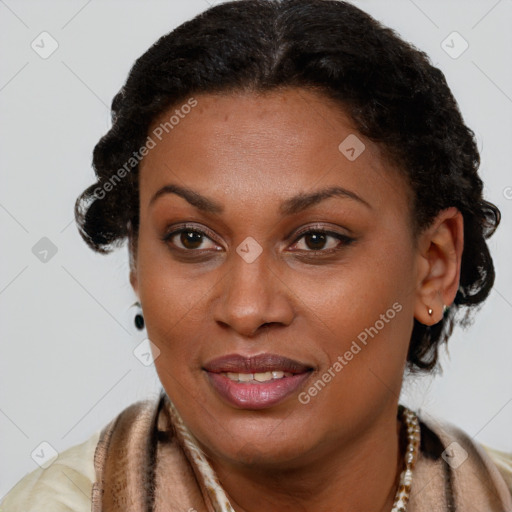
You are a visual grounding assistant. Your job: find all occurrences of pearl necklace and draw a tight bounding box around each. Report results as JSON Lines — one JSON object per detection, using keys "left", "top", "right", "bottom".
{"left": 391, "top": 405, "right": 421, "bottom": 511}
{"left": 168, "top": 400, "right": 421, "bottom": 512}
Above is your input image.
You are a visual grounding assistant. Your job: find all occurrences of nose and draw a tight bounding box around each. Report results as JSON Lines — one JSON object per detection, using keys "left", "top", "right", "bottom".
{"left": 213, "top": 248, "right": 295, "bottom": 338}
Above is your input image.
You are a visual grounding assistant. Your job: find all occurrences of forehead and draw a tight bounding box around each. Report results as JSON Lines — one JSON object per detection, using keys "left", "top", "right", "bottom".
{"left": 138, "top": 88, "right": 410, "bottom": 217}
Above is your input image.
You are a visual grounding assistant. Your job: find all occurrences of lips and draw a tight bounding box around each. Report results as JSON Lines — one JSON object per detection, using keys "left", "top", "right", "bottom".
{"left": 203, "top": 353, "right": 313, "bottom": 409}
{"left": 203, "top": 353, "right": 312, "bottom": 374}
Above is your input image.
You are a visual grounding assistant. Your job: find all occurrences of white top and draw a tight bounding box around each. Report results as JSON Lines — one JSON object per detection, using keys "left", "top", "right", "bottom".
{"left": 2, "top": 430, "right": 511, "bottom": 511}
{"left": 1, "top": 431, "right": 100, "bottom": 511}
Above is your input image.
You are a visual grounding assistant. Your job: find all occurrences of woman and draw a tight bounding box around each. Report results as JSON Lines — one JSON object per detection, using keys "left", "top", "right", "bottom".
{"left": 3, "top": 0, "right": 511, "bottom": 510}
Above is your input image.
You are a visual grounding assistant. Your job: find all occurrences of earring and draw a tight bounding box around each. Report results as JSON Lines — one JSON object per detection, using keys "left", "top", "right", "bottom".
{"left": 427, "top": 307, "right": 433, "bottom": 316}
{"left": 133, "top": 301, "right": 145, "bottom": 330}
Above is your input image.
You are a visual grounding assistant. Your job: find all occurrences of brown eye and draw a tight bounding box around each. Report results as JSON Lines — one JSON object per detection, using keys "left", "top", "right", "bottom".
{"left": 291, "top": 229, "right": 352, "bottom": 253}
{"left": 303, "top": 232, "right": 328, "bottom": 250}
{"left": 162, "top": 225, "right": 219, "bottom": 252}
{"left": 180, "top": 230, "right": 204, "bottom": 249}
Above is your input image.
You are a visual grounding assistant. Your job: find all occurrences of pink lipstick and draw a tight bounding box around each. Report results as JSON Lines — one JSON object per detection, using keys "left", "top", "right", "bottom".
{"left": 203, "top": 353, "right": 313, "bottom": 409}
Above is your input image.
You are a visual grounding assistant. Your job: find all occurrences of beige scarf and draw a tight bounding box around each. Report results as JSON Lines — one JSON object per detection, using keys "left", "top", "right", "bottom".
{"left": 91, "top": 391, "right": 512, "bottom": 511}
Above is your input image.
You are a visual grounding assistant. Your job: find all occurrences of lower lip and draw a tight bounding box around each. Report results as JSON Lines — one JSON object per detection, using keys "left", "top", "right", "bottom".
{"left": 206, "top": 371, "right": 312, "bottom": 410}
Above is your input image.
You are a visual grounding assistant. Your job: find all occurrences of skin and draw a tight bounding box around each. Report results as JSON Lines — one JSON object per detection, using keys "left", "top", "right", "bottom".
{"left": 130, "top": 88, "right": 463, "bottom": 512}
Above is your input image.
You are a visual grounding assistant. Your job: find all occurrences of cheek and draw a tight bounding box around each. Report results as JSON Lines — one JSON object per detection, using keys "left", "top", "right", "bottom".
{"left": 137, "top": 222, "right": 206, "bottom": 322}
{"left": 294, "top": 278, "right": 411, "bottom": 384}
{"left": 289, "top": 238, "right": 415, "bottom": 393}
{"left": 290, "top": 236, "right": 414, "bottom": 338}
{"left": 287, "top": 290, "right": 412, "bottom": 436}
{"left": 139, "top": 276, "right": 207, "bottom": 364}
{"left": 135, "top": 235, "right": 208, "bottom": 379}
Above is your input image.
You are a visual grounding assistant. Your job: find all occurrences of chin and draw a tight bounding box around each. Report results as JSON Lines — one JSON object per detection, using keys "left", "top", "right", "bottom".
{"left": 199, "top": 418, "right": 315, "bottom": 468}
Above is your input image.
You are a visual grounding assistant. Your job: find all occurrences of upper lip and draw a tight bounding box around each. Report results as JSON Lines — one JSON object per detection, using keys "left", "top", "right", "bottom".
{"left": 203, "top": 353, "right": 313, "bottom": 374}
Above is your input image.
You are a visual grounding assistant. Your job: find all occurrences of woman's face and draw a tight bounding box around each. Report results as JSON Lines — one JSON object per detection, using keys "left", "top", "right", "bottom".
{"left": 132, "top": 88, "right": 421, "bottom": 468}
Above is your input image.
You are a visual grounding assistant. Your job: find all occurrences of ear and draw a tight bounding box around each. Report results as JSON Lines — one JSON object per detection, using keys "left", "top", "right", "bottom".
{"left": 127, "top": 221, "right": 139, "bottom": 297}
{"left": 414, "top": 207, "right": 464, "bottom": 325}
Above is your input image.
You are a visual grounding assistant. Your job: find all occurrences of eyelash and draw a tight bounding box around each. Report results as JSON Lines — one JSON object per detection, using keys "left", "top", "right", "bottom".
{"left": 161, "top": 223, "right": 354, "bottom": 257}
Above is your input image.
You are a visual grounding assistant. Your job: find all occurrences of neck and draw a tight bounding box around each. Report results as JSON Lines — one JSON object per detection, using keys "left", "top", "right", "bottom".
{"left": 206, "top": 407, "right": 403, "bottom": 512}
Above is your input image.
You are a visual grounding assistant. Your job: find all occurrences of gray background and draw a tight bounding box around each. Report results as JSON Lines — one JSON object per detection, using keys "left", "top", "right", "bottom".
{"left": 1, "top": 0, "right": 511, "bottom": 499}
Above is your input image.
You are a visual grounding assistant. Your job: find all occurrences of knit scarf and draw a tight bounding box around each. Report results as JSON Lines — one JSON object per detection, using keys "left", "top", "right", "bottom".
{"left": 91, "top": 391, "right": 512, "bottom": 511}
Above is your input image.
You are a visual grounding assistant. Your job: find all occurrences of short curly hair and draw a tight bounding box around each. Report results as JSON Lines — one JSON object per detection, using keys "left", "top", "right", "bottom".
{"left": 75, "top": 0, "right": 500, "bottom": 373}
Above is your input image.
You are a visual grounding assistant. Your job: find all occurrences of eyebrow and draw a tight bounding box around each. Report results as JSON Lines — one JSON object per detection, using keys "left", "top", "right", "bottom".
{"left": 149, "top": 183, "right": 371, "bottom": 215}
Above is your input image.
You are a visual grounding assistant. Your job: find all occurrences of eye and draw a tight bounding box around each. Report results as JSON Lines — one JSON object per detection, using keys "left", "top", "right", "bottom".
{"left": 162, "top": 223, "right": 354, "bottom": 256}
{"left": 162, "top": 224, "right": 220, "bottom": 251}
{"left": 290, "top": 228, "right": 353, "bottom": 253}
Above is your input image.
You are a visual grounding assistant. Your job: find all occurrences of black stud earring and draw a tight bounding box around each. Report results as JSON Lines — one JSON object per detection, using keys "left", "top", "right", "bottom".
{"left": 133, "top": 301, "right": 145, "bottom": 330}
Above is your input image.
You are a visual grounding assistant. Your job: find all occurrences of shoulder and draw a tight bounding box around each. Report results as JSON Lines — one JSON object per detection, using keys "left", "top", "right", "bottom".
{"left": 480, "top": 443, "right": 512, "bottom": 494}
{"left": 0, "top": 397, "right": 162, "bottom": 511}
{"left": 1, "top": 430, "right": 100, "bottom": 512}
{"left": 417, "top": 411, "right": 512, "bottom": 500}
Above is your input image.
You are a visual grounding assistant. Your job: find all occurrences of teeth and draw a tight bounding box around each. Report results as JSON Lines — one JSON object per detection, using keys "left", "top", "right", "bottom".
{"left": 254, "top": 372, "right": 273, "bottom": 382}
{"left": 223, "top": 371, "right": 293, "bottom": 382}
